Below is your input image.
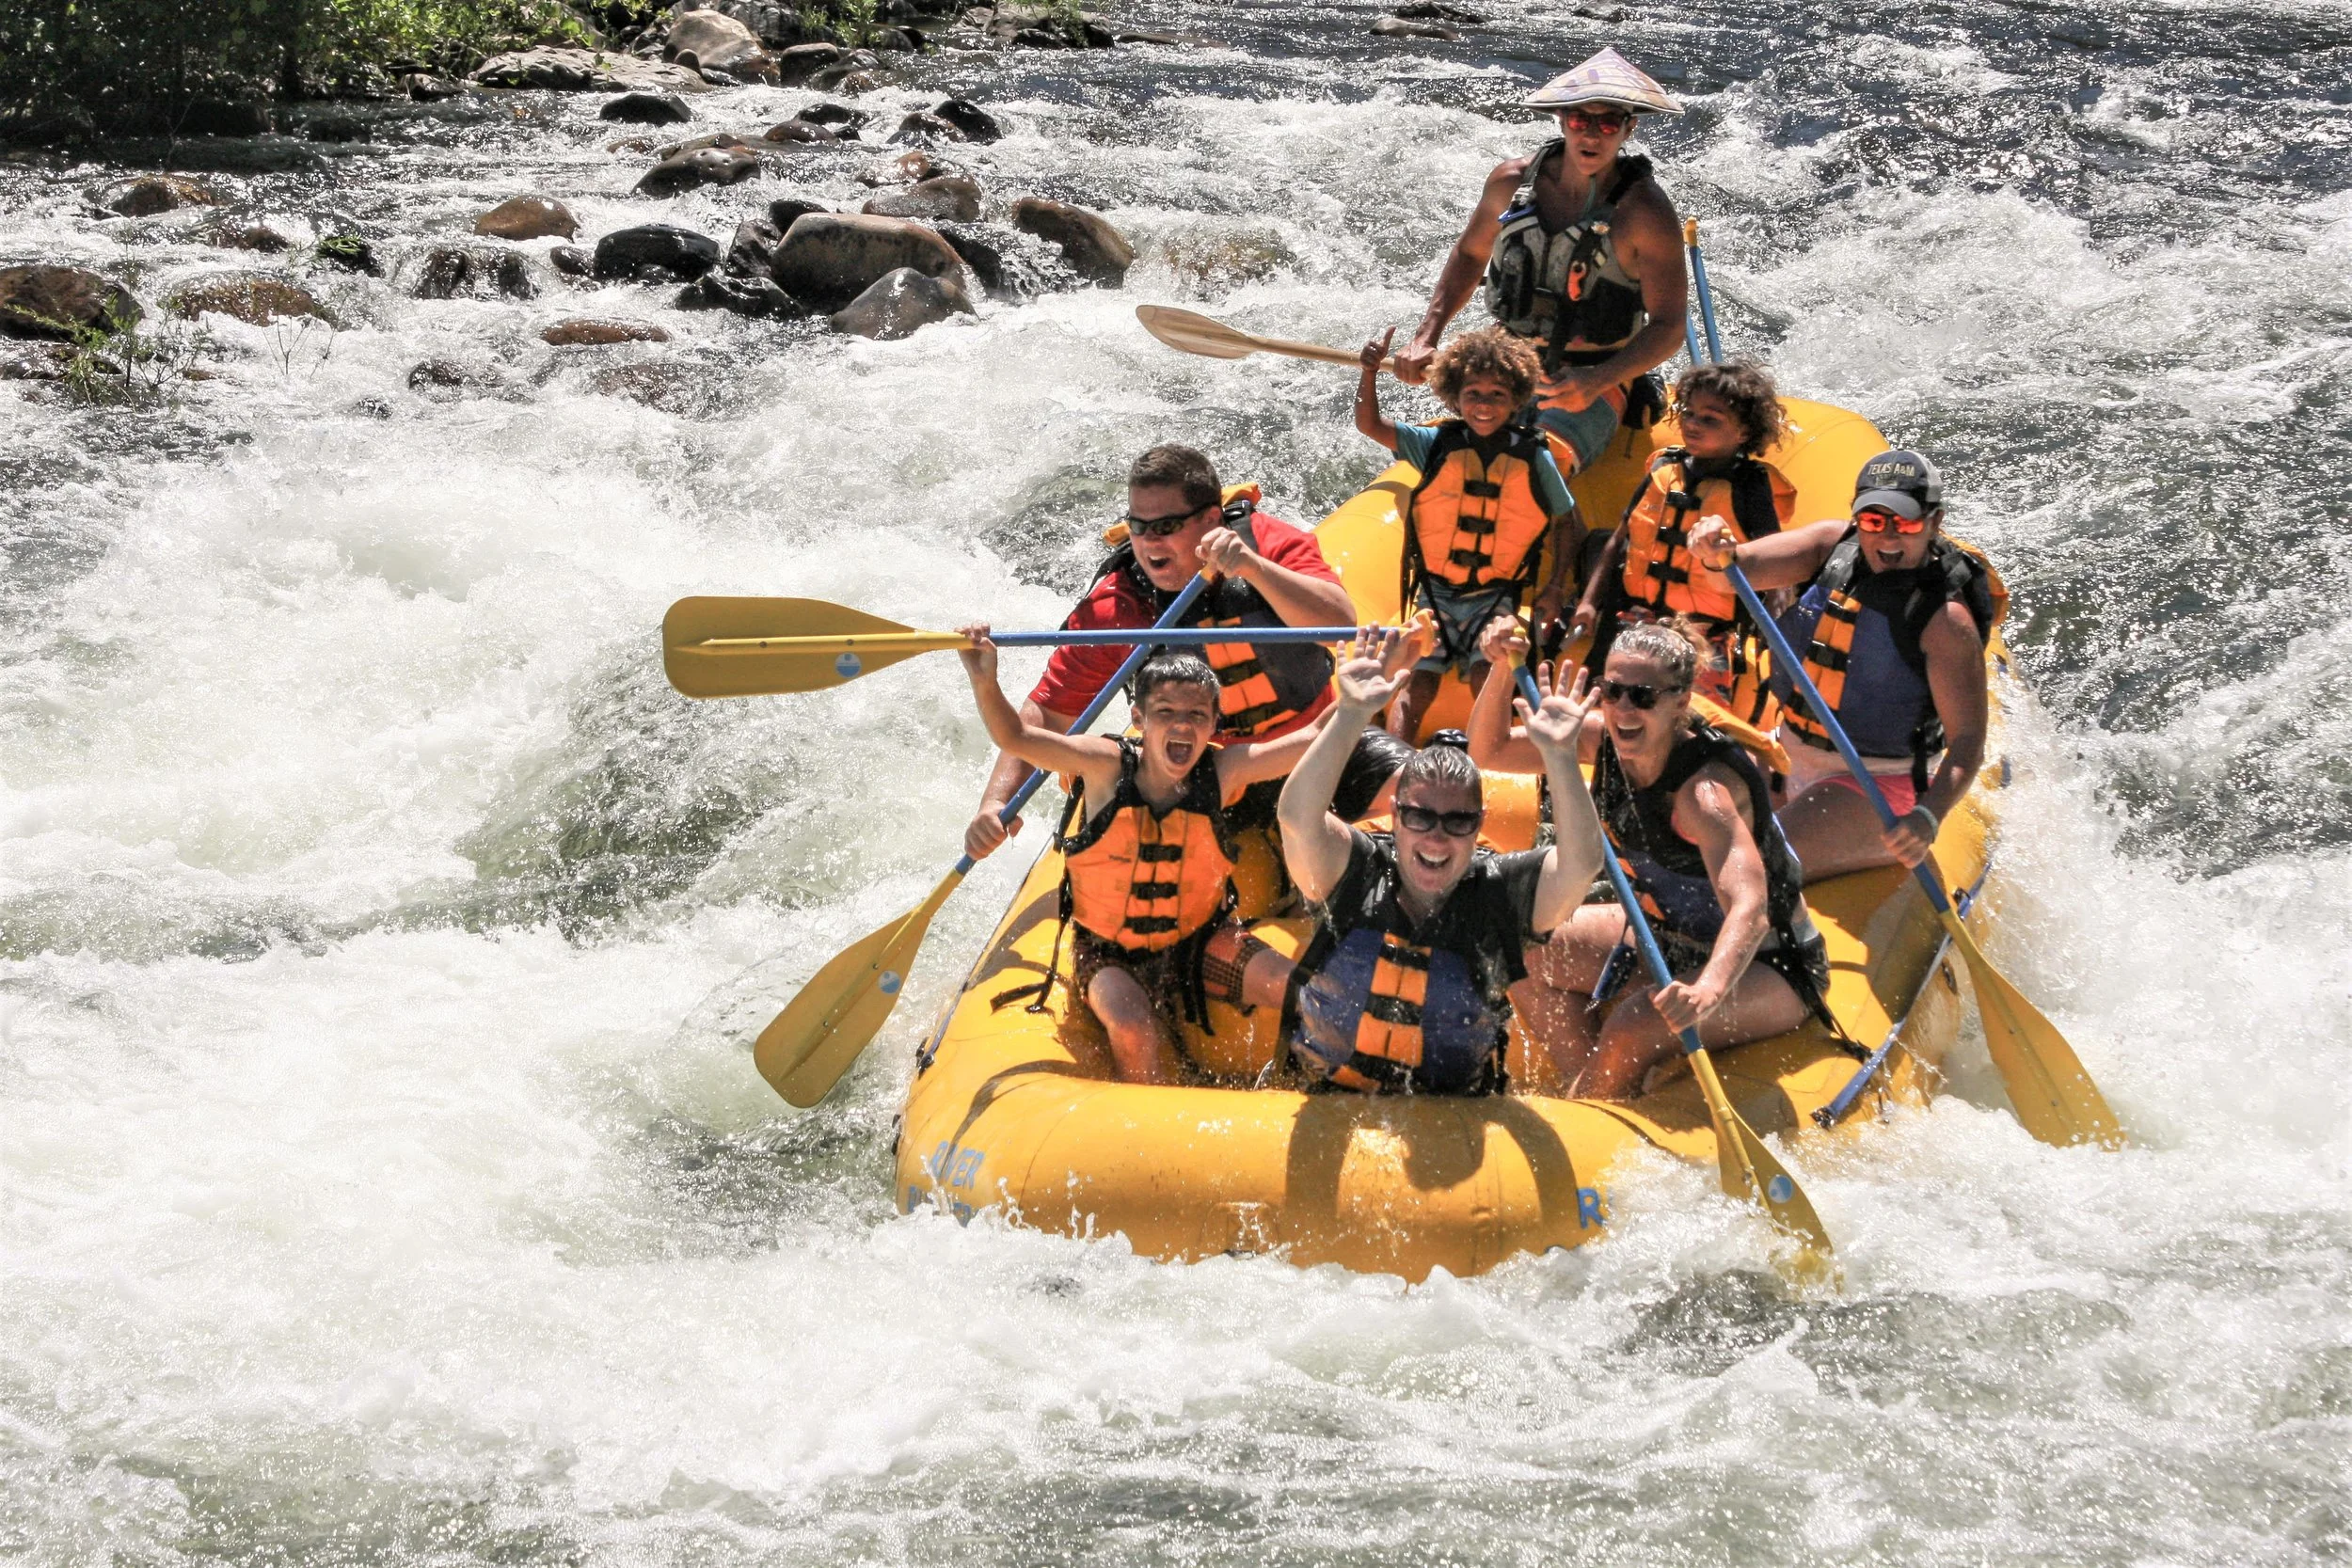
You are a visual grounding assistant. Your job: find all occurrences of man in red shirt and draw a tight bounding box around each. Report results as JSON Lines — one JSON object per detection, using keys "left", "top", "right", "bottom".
{"left": 965, "top": 444, "right": 1410, "bottom": 860}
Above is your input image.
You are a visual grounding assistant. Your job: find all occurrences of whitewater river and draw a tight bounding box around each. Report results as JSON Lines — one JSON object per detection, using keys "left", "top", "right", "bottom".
{"left": 4, "top": 0, "right": 2348, "bottom": 1560}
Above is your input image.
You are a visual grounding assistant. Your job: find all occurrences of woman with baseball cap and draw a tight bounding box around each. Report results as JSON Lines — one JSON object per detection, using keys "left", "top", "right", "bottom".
{"left": 1688, "top": 450, "right": 2008, "bottom": 882}
{"left": 1389, "top": 47, "right": 1692, "bottom": 478}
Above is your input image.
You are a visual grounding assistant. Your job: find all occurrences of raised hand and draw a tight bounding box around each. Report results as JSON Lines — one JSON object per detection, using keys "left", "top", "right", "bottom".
{"left": 1335, "top": 627, "right": 1409, "bottom": 715}
{"left": 954, "top": 623, "right": 998, "bottom": 683}
{"left": 1517, "top": 658, "right": 1598, "bottom": 758}
{"left": 1476, "top": 612, "right": 1529, "bottom": 673}
{"left": 1360, "top": 325, "right": 1396, "bottom": 371}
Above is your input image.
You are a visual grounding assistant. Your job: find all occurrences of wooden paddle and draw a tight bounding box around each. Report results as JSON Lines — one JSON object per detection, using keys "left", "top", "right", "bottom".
{"left": 1724, "top": 563, "right": 2125, "bottom": 1149}
{"left": 662, "top": 595, "right": 1363, "bottom": 700}
{"left": 748, "top": 575, "right": 1216, "bottom": 1105}
{"left": 1136, "top": 304, "right": 1394, "bottom": 372}
{"left": 1514, "top": 665, "right": 1838, "bottom": 1283}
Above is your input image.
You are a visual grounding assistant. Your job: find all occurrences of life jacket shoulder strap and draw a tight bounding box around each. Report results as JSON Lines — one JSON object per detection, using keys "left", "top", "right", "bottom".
{"left": 1725, "top": 456, "right": 1790, "bottom": 541}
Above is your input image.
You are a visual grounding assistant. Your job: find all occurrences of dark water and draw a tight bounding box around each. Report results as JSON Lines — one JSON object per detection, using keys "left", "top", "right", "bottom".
{"left": 3, "top": 0, "right": 2349, "bottom": 1562}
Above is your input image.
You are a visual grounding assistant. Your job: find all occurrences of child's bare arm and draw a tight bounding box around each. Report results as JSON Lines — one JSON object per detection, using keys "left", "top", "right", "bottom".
{"left": 956, "top": 626, "right": 1121, "bottom": 797}
{"left": 1355, "top": 326, "right": 1399, "bottom": 451}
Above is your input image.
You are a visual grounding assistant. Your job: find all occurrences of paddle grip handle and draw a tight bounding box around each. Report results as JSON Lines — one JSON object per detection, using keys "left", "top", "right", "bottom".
{"left": 1725, "top": 565, "right": 1956, "bottom": 919}
{"left": 1515, "top": 667, "right": 1708, "bottom": 1059}
{"left": 991, "top": 626, "right": 1359, "bottom": 649}
{"left": 1686, "top": 225, "right": 1724, "bottom": 364}
{"left": 954, "top": 574, "right": 1217, "bottom": 876}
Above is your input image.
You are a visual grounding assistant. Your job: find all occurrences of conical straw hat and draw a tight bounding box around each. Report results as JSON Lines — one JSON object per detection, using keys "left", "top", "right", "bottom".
{"left": 1520, "top": 47, "right": 1683, "bottom": 115}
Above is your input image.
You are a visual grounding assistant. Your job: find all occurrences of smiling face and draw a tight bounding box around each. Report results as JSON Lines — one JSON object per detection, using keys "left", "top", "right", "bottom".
{"left": 1675, "top": 388, "right": 1745, "bottom": 461}
{"left": 1454, "top": 375, "right": 1520, "bottom": 437}
{"left": 1392, "top": 780, "right": 1482, "bottom": 907}
{"left": 1855, "top": 507, "right": 1944, "bottom": 575}
{"left": 1135, "top": 679, "right": 1220, "bottom": 786}
{"left": 1553, "top": 104, "right": 1634, "bottom": 181}
{"left": 1126, "top": 482, "right": 1217, "bottom": 592}
{"left": 1598, "top": 646, "right": 1691, "bottom": 767}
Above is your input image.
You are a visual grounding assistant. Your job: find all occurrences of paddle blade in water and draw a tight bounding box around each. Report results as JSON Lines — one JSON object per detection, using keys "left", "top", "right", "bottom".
{"left": 1689, "top": 1050, "right": 1839, "bottom": 1285}
{"left": 663, "top": 595, "right": 939, "bottom": 698}
{"left": 755, "top": 870, "right": 964, "bottom": 1106}
{"left": 1942, "top": 911, "right": 2126, "bottom": 1149}
{"left": 1136, "top": 303, "right": 1260, "bottom": 360}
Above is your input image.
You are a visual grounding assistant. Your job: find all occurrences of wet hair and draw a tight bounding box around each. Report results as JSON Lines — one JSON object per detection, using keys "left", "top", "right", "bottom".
{"left": 1394, "top": 735, "right": 1484, "bottom": 809}
{"left": 1430, "top": 326, "right": 1540, "bottom": 410}
{"left": 1128, "top": 444, "right": 1222, "bottom": 514}
{"left": 1674, "top": 359, "right": 1786, "bottom": 456}
{"left": 1129, "top": 651, "right": 1219, "bottom": 711}
{"left": 1608, "top": 616, "right": 1708, "bottom": 697}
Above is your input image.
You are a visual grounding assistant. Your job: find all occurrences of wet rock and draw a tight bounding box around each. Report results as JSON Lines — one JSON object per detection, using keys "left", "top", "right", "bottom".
{"left": 1010, "top": 25, "right": 1067, "bottom": 47}
{"left": 602, "top": 91, "right": 692, "bottom": 124}
{"left": 413, "top": 245, "right": 536, "bottom": 300}
{"left": 1114, "top": 29, "right": 1187, "bottom": 44}
{"left": 470, "top": 46, "right": 706, "bottom": 92}
{"left": 201, "top": 218, "right": 295, "bottom": 252}
{"left": 406, "top": 72, "right": 467, "bottom": 101}
{"left": 593, "top": 223, "right": 723, "bottom": 280}
{"left": 1009, "top": 197, "right": 1133, "bottom": 285}
{"left": 654, "top": 131, "right": 757, "bottom": 157}
{"left": 473, "top": 195, "right": 578, "bottom": 241}
{"left": 316, "top": 233, "right": 384, "bottom": 275}
{"left": 590, "top": 360, "right": 719, "bottom": 415}
{"left": 891, "top": 111, "right": 963, "bottom": 145}
{"left": 860, "top": 149, "right": 938, "bottom": 185}
{"left": 1392, "top": 1, "right": 1484, "bottom": 19}
{"left": 763, "top": 118, "right": 841, "bottom": 144}
{"left": 0, "top": 342, "right": 79, "bottom": 380}
{"left": 724, "top": 218, "right": 786, "bottom": 277}
{"left": 550, "top": 245, "right": 596, "bottom": 277}
{"left": 608, "top": 134, "right": 660, "bottom": 154}
{"left": 769, "top": 197, "right": 831, "bottom": 230}
{"left": 862, "top": 176, "right": 980, "bottom": 223}
{"left": 1155, "top": 222, "right": 1295, "bottom": 290}
{"left": 827, "top": 265, "right": 971, "bottom": 340}
{"left": 931, "top": 98, "right": 1003, "bottom": 142}
{"left": 305, "top": 114, "right": 372, "bottom": 143}
{"left": 352, "top": 394, "right": 396, "bottom": 417}
{"left": 406, "top": 357, "right": 508, "bottom": 400}
{"left": 666, "top": 8, "right": 776, "bottom": 80}
{"left": 866, "top": 25, "right": 921, "bottom": 50}
{"left": 774, "top": 41, "right": 844, "bottom": 81}
{"left": 679, "top": 270, "right": 807, "bottom": 318}
{"left": 1371, "top": 14, "right": 1459, "bottom": 38}
{"left": 1572, "top": 2, "right": 1627, "bottom": 18}
{"left": 0, "top": 265, "right": 142, "bottom": 340}
{"left": 168, "top": 273, "right": 333, "bottom": 326}
{"left": 636, "top": 145, "right": 763, "bottom": 198}
{"left": 812, "top": 52, "right": 883, "bottom": 89}
{"left": 177, "top": 101, "right": 275, "bottom": 135}
{"left": 797, "top": 102, "right": 867, "bottom": 130}
{"left": 88, "top": 174, "right": 222, "bottom": 218}
{"left": 936, "top": 221, "right": 1076, "bottom": 301}
{"left": 771, "top": 212, "right": 968, "bottom": 310}
{"left": 542, "top": 317, "right": 671, "bottom": 345}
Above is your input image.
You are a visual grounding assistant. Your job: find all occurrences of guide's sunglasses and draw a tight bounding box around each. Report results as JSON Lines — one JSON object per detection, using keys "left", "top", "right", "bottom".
{"left": 1853, "top": 507, "right": 1931, "bottom": 535}
{"left": 1395, "top": 803, "right": 1485, "bottom": 838}
{"left": 1122, "top": 505, "right": 1209, "bottom": 539}
{"left": 1601, "top": 679, "right": 1686, "bottom": 711}
{"left": 1562, "top": 108, "right": 1635, "bottom": 135}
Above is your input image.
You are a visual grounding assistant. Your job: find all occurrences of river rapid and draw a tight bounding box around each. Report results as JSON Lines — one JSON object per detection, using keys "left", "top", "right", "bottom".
{"left": 4, "top": 0, "right": 2349, "bottom": 1560}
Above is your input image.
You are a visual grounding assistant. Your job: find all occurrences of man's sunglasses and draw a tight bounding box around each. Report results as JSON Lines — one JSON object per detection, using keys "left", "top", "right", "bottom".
{"left": 1563, "top": 108, "right": 1634, "bottom": 135}
{"left": 1854, "top": 507, "right": 1930, "bottom": 535}
{"left": 1601, "top": 679, "right": 1685, "bottom": 711}
{"left": 1122, "top": 505, "right": 1208, "bottom": 539}
{"left": 1395, "top": 803, "right": 1485, "bottom": 838}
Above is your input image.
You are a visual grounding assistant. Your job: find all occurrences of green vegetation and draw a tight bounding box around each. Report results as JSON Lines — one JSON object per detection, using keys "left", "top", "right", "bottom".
{"left": 0, "top": 0, "right": 590, "bottom": 134}
{"left": 18, "top": 305, "right": 217, "bottom": 404}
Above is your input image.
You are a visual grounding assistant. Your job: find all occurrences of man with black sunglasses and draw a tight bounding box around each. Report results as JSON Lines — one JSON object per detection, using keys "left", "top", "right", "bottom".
{"left": 1391, "top": 46, "right": 1691, "bottom": 478}
{"left": 1690, "top": 449, "right": 2005, "bottom": 882}
{"left": 962, "top": 444, "right": 1394, "bottom": 863}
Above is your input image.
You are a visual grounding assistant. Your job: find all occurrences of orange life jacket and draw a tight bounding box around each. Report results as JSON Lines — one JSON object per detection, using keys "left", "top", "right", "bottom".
{"left": 1059, "top": 737, "right": 1239, "bottom": 952}
{"left": 1618, "top": 450, "right": 1796, "bottom": 627}
{"left": 1405, "top": 421, "right": 1565, "bottom": 592}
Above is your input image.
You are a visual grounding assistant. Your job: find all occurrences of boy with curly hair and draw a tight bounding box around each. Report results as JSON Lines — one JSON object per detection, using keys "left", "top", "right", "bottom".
{"left": 1356, "top": 324, "right": 1584, "bottom": 740}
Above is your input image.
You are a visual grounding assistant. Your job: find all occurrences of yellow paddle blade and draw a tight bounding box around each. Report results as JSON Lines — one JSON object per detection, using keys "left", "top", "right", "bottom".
{"left": 1135, "top": 304, "right": 1391, "bottom": 372}
{"left": 755, "top": 869, "right": 965, "bottom": 1107}
{"left": 663, "top": 595, "right": 953, "bottom": 698}
{"left": 1941, "top": 908, "right": 2127, "bottom": 1149}
{"left": 1689, "top": 1050, "right": 1839, "bottom": 1286}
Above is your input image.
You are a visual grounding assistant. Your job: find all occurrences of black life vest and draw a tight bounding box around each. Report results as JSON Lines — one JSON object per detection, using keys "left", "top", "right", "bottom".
{"left": 1484, "top": 149, "right": 1653, "bottom": 372}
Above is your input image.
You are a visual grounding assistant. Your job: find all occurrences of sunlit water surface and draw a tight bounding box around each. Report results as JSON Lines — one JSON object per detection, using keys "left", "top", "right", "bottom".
{"left": 4, "top": 0, "right": 2349, "bottom": 1560}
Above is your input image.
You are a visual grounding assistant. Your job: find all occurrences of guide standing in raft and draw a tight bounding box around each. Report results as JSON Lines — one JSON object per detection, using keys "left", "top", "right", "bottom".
{"left": 1391, "top": 46, "right": 1692, "bottom": 478}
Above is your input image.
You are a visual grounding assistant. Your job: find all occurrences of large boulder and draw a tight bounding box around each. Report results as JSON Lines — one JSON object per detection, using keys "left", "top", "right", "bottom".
{"left": 861, "top": 176, "right": 980, "bottom": 223}
{"left": 678, "top": 271, "right": 806, "bottom": 318}
{"left": 542, "top": 318, "right": 671, "bottom": 345}
{"left": 473, "top": 195, "right": 578, "bottom": 241}
{"left": 413, "top": 245, "right": 536, "bottom": 300}
{"left": 0, "top": 265, "right": 142, "bottom": 340}
{"left": 773, "top": 41, "right": 844, "bottom": 82}
{"left": 589, "top": 360, "right": 719, "bottom": 415}
{"left": 666, "top": 8, "right": 775, "bottom": 80}
{"left": 167, "top": 273, "right": 333, "bottom": 326}
{"left": 469, "top": 47, "right": 705, "bottom": 92}
{"left": 770, "top": 213, "right": 967, "bottom": 311}
{"left": 763, "top": 118, "right": 842, "bottom": 144}
{"left": 935, "top": 222, "right": 1076, "bottom": 301}
{"left": 592, "top": 223, "right": 722, "bottom": 281}
{"left": 827, "top": 266, "right": 971, "bottom": 340}
{"left": 600, "top": 91, "right": 691, "bottom": 124}
{"left": 315, "top": 233, "right": 383, "bottom": 275}
{"left": 723, "top": 218, "right": 785, "bottom": 278}
{"left": 87, "top": 175, "right": 222, "bottom": 218}
{"left": 796, "top": 102, "right": 867, "bottom": 130}
{"left": 636, "top": 145, "right": 762, "bottom": 198}
{"left": 769, "top": 197, "right": 832, "bottom": 230}
{"left": 199, "top": 217, "right": 294, "bottom": 252}
{"left": 1010, "top": 197, "right": 1134, "bottom": 285}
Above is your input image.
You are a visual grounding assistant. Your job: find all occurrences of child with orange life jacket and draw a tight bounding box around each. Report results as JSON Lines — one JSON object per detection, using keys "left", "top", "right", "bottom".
{"left": 1355, "top": 324, "right": 1585, "bottom": 742}
{"left": 954, "top": 634, "right": 1323, "bottom": 1085}
{"left": 1569, "top": 359, "right": 1796, "bottom": 731}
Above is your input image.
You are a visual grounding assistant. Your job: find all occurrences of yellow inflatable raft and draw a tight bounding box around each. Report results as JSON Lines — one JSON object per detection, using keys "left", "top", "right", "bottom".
{"left": 895, "top": 400, "right": 2002, "bottom": 1279}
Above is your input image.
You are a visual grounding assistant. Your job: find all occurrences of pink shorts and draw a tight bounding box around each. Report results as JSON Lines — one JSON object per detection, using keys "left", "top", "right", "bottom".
{"left": 1812, "top": 768, "right": 1919, "bottom": 816}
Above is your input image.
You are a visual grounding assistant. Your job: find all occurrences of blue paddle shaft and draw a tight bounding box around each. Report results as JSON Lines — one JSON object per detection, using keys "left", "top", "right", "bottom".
{"left": 953, "top": 574, "right": 1216, "bottom": 876}
{"left": 1689, "top": 239, "right": 1724, "bottom": 363}
{"left": 992, "top": 626, "right": 1357, "bottom": 648}
{"left": 1722, "top": 564, "right": 1959, "bottom": 919}
{"left": 1514, "top": 668, "right": 1708, "bottom": 1058}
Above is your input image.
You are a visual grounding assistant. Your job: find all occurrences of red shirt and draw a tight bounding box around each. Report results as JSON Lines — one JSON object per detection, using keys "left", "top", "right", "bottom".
{"left": 1028, "top": 510, "right": 1343, "bottom": 739}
